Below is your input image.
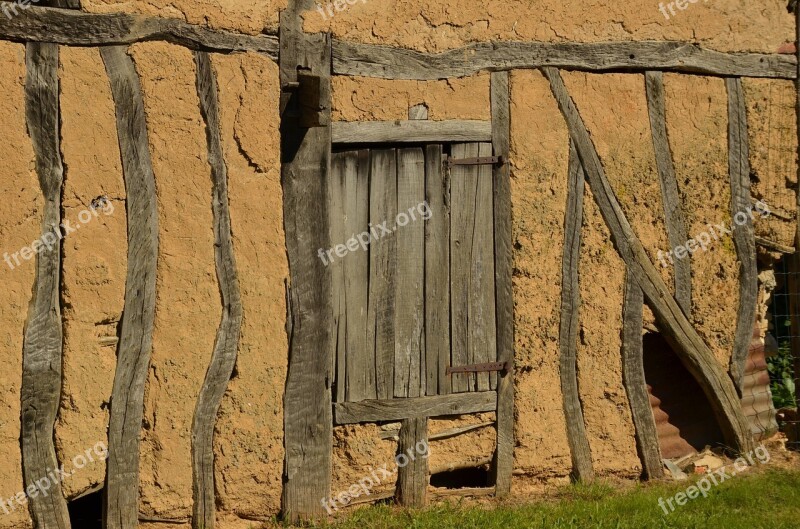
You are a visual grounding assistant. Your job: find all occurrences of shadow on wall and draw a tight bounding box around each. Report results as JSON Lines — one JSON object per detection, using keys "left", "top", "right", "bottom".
{"left": 643, "top": 332, "right": 725, "bottom": 459}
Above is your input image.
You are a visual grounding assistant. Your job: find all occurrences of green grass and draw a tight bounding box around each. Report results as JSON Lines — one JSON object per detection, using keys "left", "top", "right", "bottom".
{"left": 303, "top": 468, "right": 800, "bottom": 529}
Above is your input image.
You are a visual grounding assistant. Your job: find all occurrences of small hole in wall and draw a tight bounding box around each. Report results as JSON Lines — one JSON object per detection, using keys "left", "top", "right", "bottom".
{"left": 68, "top": 488, "right": 103, "bottom": 529}
{"left": 429, "top": 467, "right": 489, "bottom": 489}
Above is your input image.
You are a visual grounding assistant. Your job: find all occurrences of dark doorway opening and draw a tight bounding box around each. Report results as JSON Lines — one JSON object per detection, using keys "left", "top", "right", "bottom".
{"left": 643, "top": 332, "right": 725, "bottom": 458}
{"left": 429, "top": 466, "right": 489, "bottom": 489}
{"left": 68, "top": 488, "right": 103, "bottom": 529}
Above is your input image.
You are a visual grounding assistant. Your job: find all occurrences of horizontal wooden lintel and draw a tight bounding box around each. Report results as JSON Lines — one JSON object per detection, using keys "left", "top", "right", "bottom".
{"left": 331, "top": 119, "right": 492, "bottom": 144}
{"left": 0, "top": 5, "right": 279, "bottom": 56}
{"left": 333, "top": 40, "right": 796, "bottom": 80}
{"left": 334, "top": 391, "right": 497, "bottom": 424}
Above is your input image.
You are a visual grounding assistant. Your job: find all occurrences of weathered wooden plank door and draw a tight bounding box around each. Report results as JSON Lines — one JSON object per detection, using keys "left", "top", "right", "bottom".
{"left": 329, "top": 143, "right": 497, "bottom": 403}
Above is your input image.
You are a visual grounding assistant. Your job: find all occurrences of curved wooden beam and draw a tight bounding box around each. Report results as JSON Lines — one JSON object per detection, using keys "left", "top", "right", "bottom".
{"left": 544, "top": 66, "right": 754, "bottom": 456}
{"left": 333, "top": 40, "right": 796, "bottom": 80}
{"left": 190, "top": 51, "right": 243, "bottom": 529}
{"left": 0, "top": 5, "right": 278, "bottom": 56}
{"left": 101, "top": 45, "right": 159, "bottom": 529}
{"left": 21, "top": 41, "right": 71, "bottom": 529}
{"left": 725, "top": 78, "right": 758, "bottom": 394}
{"left": 558, "top": 140, "right": 594, "bottom": 481}
{"left": 621, "top": 273, "right": 664, "bottom": 479}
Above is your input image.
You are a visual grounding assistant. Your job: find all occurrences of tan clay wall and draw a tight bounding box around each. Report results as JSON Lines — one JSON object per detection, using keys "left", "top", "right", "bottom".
{"left": 302, "top": 0, "right": 794, "bottom": 53}
{"left": 0, "top": 1, "right": 797, "bottom": 527}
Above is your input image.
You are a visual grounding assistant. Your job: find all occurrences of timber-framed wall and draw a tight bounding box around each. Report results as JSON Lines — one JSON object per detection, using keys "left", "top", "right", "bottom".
{"left": 0, "top": 1, "right": 797, "bottom": 527}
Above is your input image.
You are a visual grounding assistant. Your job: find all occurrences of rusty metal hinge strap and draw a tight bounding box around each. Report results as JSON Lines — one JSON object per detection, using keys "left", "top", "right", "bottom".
{"left": 446, "top": 361, "right": 509, "bottom": 375}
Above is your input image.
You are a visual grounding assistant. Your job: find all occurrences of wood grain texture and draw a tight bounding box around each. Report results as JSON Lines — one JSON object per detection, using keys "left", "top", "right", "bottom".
{"left": 544, "top": 66, "right": 755, "bottom": 456}
{"left": 726, "top": 77, "right": 758, "bottom": 395}
{"left": 367, "top": 149, "right": 398, "bottom": 400}
{"left": 330, "top": 151, "right": 348, "bottom": 403}
{"left": 449, "top": 142, "right": 479, "bottom": 393}
{"left": 280, "top": 7, "right": 334, "bottom": 517}
{"left": 191, "top": 51, "right": 243, "bottom": 529}
{"left": 449, "top": 142, "right": 497, "bottom": 394}
{"left": 21, "top": 41, "right": 71, "bottom": 529}
{"left": 558, "top": 140, "right": 594, "bottom": 482}
{"left": 489, "top": 71, "right": 515, "bottom": 497}
{"left": 472, "top": 142, "right": 497, "bottom": 393}
{"left": 101, "top": 45, "right": 160, "bottom": 529}
{"left": 395, "top": 417, "right": 428, "bottom": 507}
{"left": 645, "top": 71, "right": 691, "bottom": 314}
{"left": 330, "top": 150, "right": 373, "bottom": 402}
{"left": 331, "top": 120, "right": 492, "bottom": 144}
{"left": 333, "top": 40, "right": 796, "bottom": 80}
{"left": 394, "top": 148, "right": 425, "bottom": 398}
{"left": 424, "top": 144, "right": 449, "bottom": 396}
{"left": 0, "top": 5, "right": 278, "bottom": 56}
{"left": 621, "top": 272, "right": 664, "bottom": 479}
{"left": 334, "top": 391, "right": 498, "bottom": 424}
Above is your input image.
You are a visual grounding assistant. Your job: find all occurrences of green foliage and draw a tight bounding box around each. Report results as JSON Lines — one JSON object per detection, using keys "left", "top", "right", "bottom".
{"left": 305, "top": 469, "right": 800, "bottom": 529}
{"left": 768, "top": 340, "right": 797, "bottom": 409}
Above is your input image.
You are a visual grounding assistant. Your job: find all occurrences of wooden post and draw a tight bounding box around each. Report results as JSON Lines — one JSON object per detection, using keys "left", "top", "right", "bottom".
{"left": 621, "top": 273, "right": 664, "bottom": 479}
{"left": 726, "top": 77, "right": 758, "bottom": 394}
{"left": 191, "top": 51, "right": 243, "bottom": 529}
{"left": 21, "top": 40, "right": 72, "bottom": 529}
{"left": 395, "top": 418, "right": 428, "bottom": 507}
{"left": 280, "top": 1, "right": 334, "bottom": 521}
{"left": 559, "top": 140, "right": 594, "bottom": 481}
{"left": 101, "top": 45, "right": 160, "bottom": 529}
{"left": 489, "top": 71, "right": 516, "bottom": 494}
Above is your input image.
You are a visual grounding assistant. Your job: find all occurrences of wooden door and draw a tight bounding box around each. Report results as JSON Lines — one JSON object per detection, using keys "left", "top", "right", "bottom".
{"left": 329, "top": 143, "right": 497, "bottom": 404}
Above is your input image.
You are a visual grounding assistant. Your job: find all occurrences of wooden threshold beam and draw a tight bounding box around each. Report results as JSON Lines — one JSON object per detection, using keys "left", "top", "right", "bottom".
{"left": 334, "top": 391, "right": 497, "bottom": 424}
{"left": 333, "top": 40, "right": 796, "bottom": 80}
{"left": 0, "top": 5, "right": 279, "bottom": 56}
{"left": 331, "top": 120, "right": 492, "bottom": 144}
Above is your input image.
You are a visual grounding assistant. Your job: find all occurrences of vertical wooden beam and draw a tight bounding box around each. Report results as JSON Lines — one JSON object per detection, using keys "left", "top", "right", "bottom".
{"left": 367, "top": 149, "right": 398, "bottom": 400}
{"left": 621, "top": 272, "right": 664, "bottom": 479}
{"left": 645, "top": 71, "right": 691, "bottom": 314}
{"left": 395, "top": 417, "right": 428, "bottom": 507}
{"left": 543, "top": 66, "right": 754, "bottom": 456}
{"left": 394, "top": 147, "right": 426, "bottom": 398}
{"left": 726, "top": 77, "right": 758, "bottom": 394}
{"left": 424, "top": 144, "right": 448, "bottom": 397}
{"left": 21, "top": 41, "right": 71, "bottom": 529}
{"left": 489, "top": 71, "right": 515, "bottom": 495}
{"left": 280, "top": 1, "right": 334, "bottom": 520}
{"left": 558, "top": 140, "right": 594, "bottom": 481}
{"left": 191, "top": 51, "right": 243, "bottom": 529}
{"left": 101, "top": 45, "right": 159, "bottom": 529}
